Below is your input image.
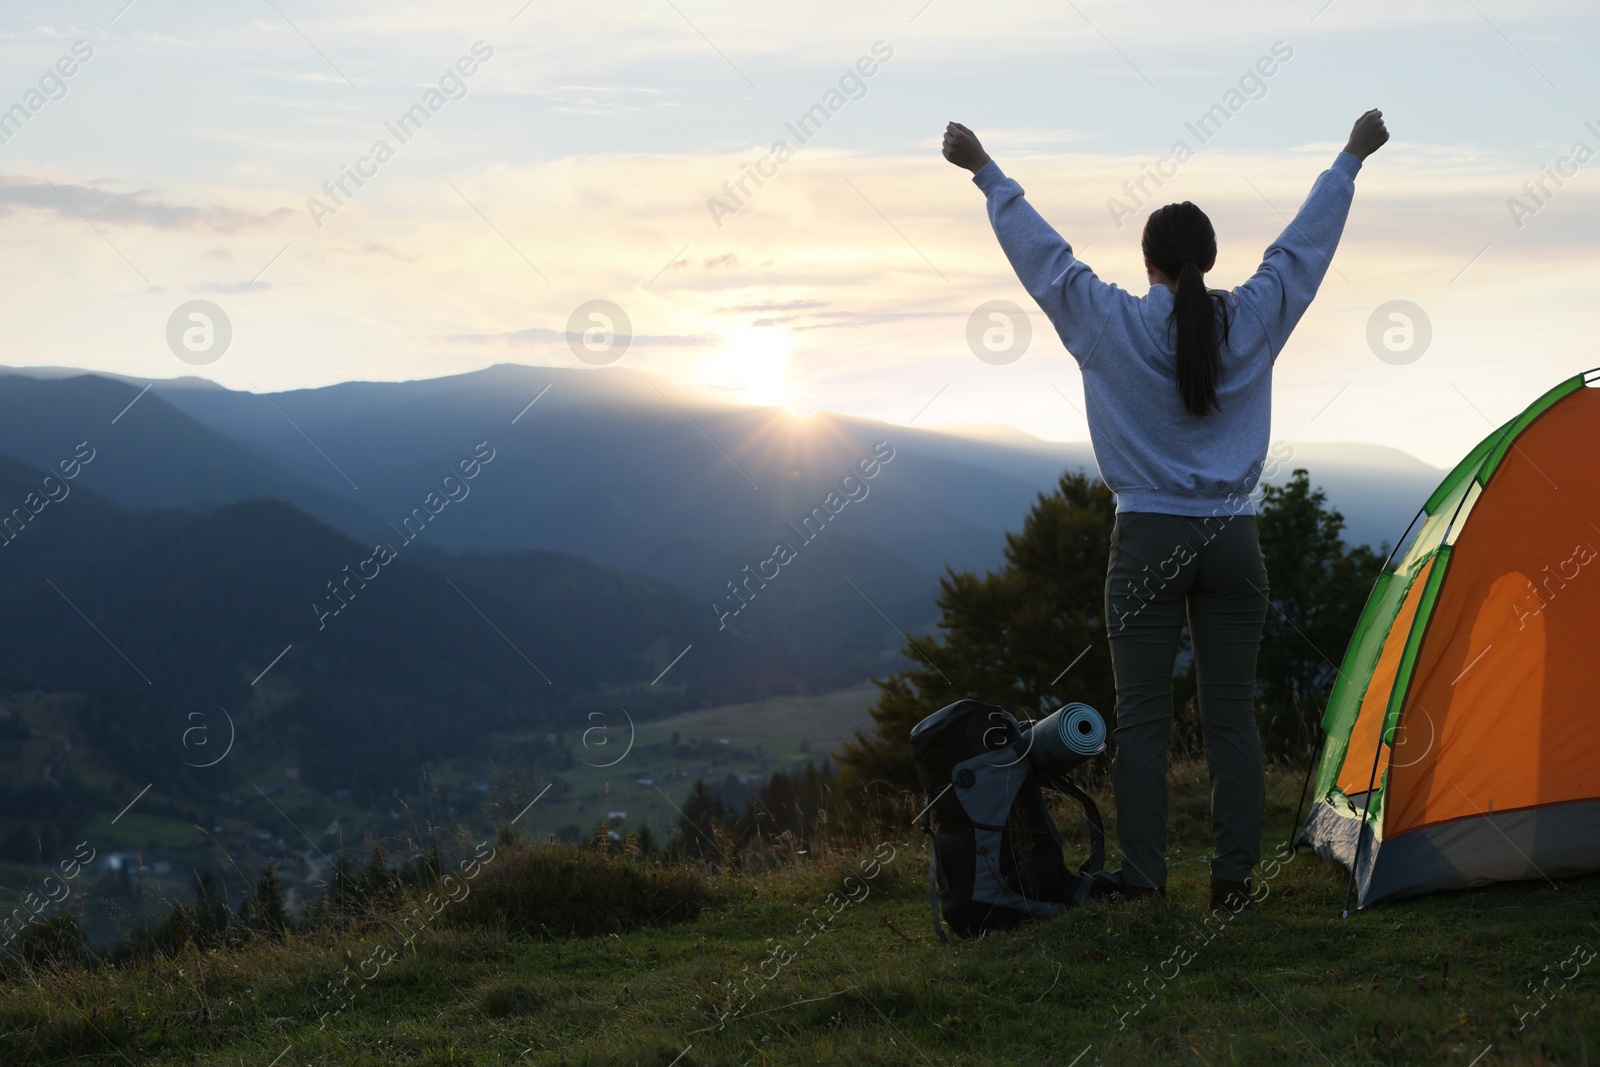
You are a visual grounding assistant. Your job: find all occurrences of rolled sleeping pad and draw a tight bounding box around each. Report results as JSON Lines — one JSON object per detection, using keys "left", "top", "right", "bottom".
{"left": 1023, "top": 702, "right": 1106, "bottom": 775}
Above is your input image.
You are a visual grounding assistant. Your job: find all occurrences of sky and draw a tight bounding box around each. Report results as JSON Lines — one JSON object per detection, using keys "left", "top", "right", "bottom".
{"left": 1, "top": 0, "right": 1597, "bottom": 468}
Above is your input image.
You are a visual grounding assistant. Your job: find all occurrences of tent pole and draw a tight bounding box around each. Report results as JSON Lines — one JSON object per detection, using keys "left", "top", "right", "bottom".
{"left": 1288, "top": 738, "right": 1318, "bottom": 858}
{"left": 1341, "top": 722, "right": 1390, "bottom": 918}
{"left": 1380, "top": 506, "right": 1425, "bottom": 573}
{"left": 1336, "top": 506, "right": 1427, "bottom": 912}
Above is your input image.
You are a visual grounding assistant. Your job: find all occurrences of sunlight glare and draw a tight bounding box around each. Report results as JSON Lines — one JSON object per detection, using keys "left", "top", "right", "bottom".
{"left": 701, "top": 327, "right": 791, "bottom": 407}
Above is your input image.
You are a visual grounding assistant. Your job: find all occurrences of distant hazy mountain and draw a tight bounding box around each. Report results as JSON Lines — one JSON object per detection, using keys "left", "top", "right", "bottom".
{"left": 1249, "top": 441, "right": 1441, "bottom": 556}
{"left": 1, "top": 364, "right": 1444, "bottom": 578}
{"left": 0, "top": 371, "right": 380, "bottom": 537}
{"left": 0, "top": 449, "right": 919, "bottom": 807}
{"left": 937, "top": 422, "right": 1441, "bottom": 554}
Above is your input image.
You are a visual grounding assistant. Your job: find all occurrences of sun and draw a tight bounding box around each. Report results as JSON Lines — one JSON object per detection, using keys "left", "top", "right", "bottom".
{"left": 702, "top": 327, "right": 791, "bottom": 408}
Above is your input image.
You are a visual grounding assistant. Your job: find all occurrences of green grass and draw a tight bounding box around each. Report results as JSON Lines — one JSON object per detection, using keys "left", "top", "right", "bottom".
{"left": 2, "top": 762, "right": 1596, "bottom": 1066}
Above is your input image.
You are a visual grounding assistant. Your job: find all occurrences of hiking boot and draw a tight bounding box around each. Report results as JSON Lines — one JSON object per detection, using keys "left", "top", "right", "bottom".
{"left": 1207, "top": 875, "right": 1253, "bottom": 914}
{"left": 1114, "top": 879, "right": 1167, "bottom": 902}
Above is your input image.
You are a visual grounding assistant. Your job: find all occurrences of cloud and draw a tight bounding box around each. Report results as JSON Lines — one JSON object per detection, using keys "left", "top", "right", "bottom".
{"left": 329, "top": 242, "right": 420, "bottom": 262}
{"left": 443, "top": 326, "right": 716, "bottom": 348}
{"left": 0, "top": 177, "right": 293, "bottom": 233}
{"left": 790, "top": 309, "right": 962, "bottom": 331}
{"left": 721, "top": 300, "right": 827, "bottom": 313}
{"left": 526, "top": 84, "right": 684, "bottom": 117}
{"left": 971, "top": 127, "right": 1099, "bottom": 153}
{"left": 195, "top": 280, "right": 273, "bottom": 293}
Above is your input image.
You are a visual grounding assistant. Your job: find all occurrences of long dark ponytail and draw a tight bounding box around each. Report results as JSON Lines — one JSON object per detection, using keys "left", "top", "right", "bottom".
{"left": 1142, "top": 202, "right": 1230, "bottom": 417}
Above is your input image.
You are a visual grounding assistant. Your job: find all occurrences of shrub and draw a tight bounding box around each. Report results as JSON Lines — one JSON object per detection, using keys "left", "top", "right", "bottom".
{"left": 1, "top": 913, "right": 93, "bottom": 976}
{"left": 440, "top": 841, "right": 728, "bottom": 938}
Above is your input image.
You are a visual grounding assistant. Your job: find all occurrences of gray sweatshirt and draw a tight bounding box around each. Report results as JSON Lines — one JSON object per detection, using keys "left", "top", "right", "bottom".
{"left": 972, "top": 150, "right": 1363, "bottom": 517}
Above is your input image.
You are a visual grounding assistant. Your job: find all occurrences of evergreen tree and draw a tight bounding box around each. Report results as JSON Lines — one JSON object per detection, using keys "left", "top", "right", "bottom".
{"left": 252, "top": 862, "right": 288, "bottom": 937}
{"left": 317, "top": 851, "right": 363, "bottom": 924}
{"left": 1253, "top": 469, "right": 1385, "bottom": 756}
{"left": 357, "top": 842, "right": 397, "bottom": 907}
{"left": 192, "top": 869, "right": 230, "bottom": 947}
{"left": 738, "top": 760, "right": 834, "bottom": 845}
{"left": 836, "top": 471, "right": 1118, "bottom": 805}
{"left": 672, "top": 780, "right": 735, "bottom": 861}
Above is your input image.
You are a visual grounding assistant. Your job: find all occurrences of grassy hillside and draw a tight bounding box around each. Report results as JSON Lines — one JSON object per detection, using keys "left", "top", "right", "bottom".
{"left": 3, "top": 762, "right": 1594, "bottom": 1066}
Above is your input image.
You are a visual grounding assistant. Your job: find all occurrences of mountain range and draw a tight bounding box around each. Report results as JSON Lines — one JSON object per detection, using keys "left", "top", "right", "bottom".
{"left": 0, "top": 362, "right": 1445, "bottom": 847}
{"left": 2, "top": 362, "right": 1440, "bottom": 579}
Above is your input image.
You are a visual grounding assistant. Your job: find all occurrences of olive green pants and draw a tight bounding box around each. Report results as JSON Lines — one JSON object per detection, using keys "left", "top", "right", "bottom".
{"left": 1104, "top": 511, "right": 1269, "bottom": 887}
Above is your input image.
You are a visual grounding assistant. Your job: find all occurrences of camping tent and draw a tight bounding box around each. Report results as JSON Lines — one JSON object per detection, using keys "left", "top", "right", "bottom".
{"left": 1301, "top": 368, "right": 1600, "bottom": 908}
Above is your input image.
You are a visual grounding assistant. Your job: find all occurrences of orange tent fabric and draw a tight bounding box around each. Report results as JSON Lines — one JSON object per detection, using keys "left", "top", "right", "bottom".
{"left": 1389, "top": 388, "right": 1600, "bottom": 836}
{"left": 1303, "top": 372, "right": 1600, "bottom": 907}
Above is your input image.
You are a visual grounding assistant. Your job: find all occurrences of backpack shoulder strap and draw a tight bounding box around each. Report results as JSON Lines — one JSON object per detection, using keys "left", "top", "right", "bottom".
{"left": 1037, "top": 771, "right": 1106, "bottom": 875}
{"left": 927, "top": 843, "right": 949, "bottom": 943}
{"left": 920, "top": 799, "right": 949, "bottom": 943}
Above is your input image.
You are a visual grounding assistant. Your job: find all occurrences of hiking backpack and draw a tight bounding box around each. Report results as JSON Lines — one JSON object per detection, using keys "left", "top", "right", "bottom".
{"left": 911, "top": 698, "right": 1115, "bottom": 940}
